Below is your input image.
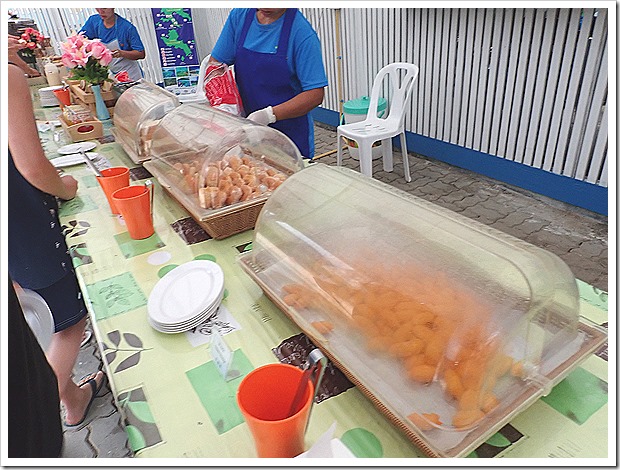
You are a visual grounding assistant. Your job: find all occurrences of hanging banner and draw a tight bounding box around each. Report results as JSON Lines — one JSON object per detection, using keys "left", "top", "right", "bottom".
{"left": 151, "top": 8, "right": 200, "bottom": 96}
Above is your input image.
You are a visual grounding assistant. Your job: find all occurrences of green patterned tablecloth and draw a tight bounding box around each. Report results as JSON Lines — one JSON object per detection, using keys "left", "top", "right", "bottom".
{"left": 37, "top": 98, "right": 609, "bottom": 460}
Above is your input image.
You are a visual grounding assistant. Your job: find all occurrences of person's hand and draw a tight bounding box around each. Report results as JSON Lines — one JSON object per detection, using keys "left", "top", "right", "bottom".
{"left": 59, "top": 174, "right": 78, "bottom": 201}
{"left": 8, "top": 35, "right": 23, "bottom": 52}
{"left": 25, "top": 66, "right": 40, "bottom": 78}
{"left": 111, "top": 49, "right": 122, "bottom": 59}
{"left": 247, "top": 106, "right": 276, "bottom": 126}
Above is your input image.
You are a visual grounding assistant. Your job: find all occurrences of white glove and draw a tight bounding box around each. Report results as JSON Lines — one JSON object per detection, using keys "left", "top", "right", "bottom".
{"left": 247, "top": 106, "right": 276, "bottom": 125}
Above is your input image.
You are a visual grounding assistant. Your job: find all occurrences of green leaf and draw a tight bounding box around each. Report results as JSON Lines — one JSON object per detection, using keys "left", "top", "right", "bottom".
{"left": 128, "top": 400, "right": 156, "bottom": 423}
{"left": 485, "top": 433, "right": 512, "bottom": 448}
{"left": 125, "top": 424, "right": 146, "bottom": 452}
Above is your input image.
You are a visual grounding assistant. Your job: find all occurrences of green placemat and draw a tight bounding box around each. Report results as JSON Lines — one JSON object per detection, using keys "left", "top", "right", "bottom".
{"left": 186, "top": 349, "right": 253, "bottom": 434}
{"left": 541, "top": 367, "right": 608, "bottom": 425}
{"left": 85, "top": 272, "right": 148, "bottom": 321}
{"left": 114, "top": 231, "right": 166, "bottom": 258}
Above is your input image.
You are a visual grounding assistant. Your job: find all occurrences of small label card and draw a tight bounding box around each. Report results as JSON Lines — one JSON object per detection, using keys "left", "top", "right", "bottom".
{"left": 210, "top": 327, "right": 234, "bottom": 381}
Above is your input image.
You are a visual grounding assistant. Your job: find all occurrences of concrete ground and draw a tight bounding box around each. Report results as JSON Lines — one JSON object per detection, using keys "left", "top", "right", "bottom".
{"left": 60, "top": 122, "right": 608, "bottom": 458}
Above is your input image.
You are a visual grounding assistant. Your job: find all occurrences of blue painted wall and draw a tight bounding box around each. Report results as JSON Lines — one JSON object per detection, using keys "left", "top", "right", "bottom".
{"left": 312, "top": 107, "right": 607, "bottom": 216}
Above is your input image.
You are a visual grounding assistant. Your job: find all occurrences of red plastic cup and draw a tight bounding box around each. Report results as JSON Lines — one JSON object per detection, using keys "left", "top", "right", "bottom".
{"left": 112, "top": 185, "right": 154, "bottom": 240}
{"left": 237, "top": 363, "right": 314, "bottom": 458}
{"left": 96, "top": 167, "right": 130, "bottom": 214}
{"left": 53, "top": 88, "right": 71, "bottom": 108}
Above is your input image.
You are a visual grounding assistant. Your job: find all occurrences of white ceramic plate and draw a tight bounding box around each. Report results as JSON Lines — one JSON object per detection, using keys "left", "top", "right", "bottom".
{"left": 148, "top": 296, "right": 223, "bottom": 334}
{"left": 57, "top": 141, "right": 98, "bottom": 155}
{"left": 50, "top": 152, "right": 98, "bottom": 168}
{"left": 18, "top": 289, "right": 55, "bottom": 351}
{"left": 148, "top": 260, "right": 225, "bottom": 326}
{"left": 149, "top": 290, "right": 224, "bottom": 333}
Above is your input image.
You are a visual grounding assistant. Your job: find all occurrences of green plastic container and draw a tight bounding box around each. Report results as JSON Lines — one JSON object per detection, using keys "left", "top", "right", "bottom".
{"left": 343, "top": 95, "right": 387, "bottom": 123}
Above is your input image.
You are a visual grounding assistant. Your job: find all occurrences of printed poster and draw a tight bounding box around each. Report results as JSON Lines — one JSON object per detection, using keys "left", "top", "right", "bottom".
{"left": 151, "top": 8, "right": 200, "bottom": 96}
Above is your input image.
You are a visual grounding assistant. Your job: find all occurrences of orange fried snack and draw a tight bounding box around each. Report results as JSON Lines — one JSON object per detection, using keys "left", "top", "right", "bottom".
{"left": 407, "top": 412, "right": 443, "bottom": 431}
{"left": 279, "top": 251, "right": 521, "bottom": 431}
{"left": 311, "top": 320, "right": 334, "bottom": 335}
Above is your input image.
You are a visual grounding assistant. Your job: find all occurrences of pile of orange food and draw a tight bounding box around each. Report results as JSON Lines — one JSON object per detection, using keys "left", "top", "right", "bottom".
{"left": 281, "top": 255, "right": 524, "bottom": 430}
{"left": 171, "top": 154, "right": 288, "bottom": 210}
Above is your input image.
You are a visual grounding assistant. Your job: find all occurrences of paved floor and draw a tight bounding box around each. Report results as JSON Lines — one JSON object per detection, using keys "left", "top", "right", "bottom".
{"left": 60, "top": 122, "right": 608, "bottom": 458}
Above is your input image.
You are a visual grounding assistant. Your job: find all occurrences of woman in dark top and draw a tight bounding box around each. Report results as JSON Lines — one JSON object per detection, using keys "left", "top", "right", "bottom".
{"left": 7, "top": 61, "right": 104, "bottom": 428}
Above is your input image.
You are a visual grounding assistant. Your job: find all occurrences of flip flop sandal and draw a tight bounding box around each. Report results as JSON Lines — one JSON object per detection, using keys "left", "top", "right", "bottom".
{"left": 80, "top": 330, "right": 93, "bottom": 348}
{"left": 77, "top": 371, "right": 107, "bottom": 398}
{"left": 63, "top": 372, "right": 105, "bottom": 429}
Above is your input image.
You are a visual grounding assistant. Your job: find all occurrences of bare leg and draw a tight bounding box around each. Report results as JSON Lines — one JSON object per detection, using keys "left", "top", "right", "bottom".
{"left": 45, "top": 317, "right": 103, "bottom": 425}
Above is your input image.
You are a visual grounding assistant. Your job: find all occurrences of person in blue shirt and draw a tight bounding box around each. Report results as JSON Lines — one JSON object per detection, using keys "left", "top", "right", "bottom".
{"left": 80, "top": 8, "right": 145, "bottom": 81}
{"left": 211, "top": 8, "right": 328, "bottom": 159}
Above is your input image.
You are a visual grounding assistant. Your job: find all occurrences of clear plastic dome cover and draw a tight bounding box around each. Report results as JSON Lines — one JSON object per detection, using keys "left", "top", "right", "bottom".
{"left": 238, "top": 163, "right": 607, "bottom": 457}
{"left": 144, "top": 103, "right": 304, "bottom": 222}
{"left": 112, "top": 81, "right": 180, "bottom": 162}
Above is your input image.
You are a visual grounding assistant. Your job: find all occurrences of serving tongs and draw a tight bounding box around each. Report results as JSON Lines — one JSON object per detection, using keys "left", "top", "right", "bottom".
{"left": 80, "top": 150, "right": 102, "bottom": 177}
{"left": 287, "top": 349, "right": 327, "bottom": 422}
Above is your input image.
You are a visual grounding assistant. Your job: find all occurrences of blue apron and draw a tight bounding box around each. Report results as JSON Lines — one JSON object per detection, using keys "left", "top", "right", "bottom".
{"left": 235, "top": 8, "right": 311, "bottom": 158}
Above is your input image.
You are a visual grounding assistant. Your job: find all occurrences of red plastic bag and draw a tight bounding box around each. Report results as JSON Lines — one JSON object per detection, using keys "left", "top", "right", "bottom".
{"left": 203, "top": 61, "right": 243, "bottom": 116}
{"left": 114, "top": 70, "right": 131, "bottom": 83}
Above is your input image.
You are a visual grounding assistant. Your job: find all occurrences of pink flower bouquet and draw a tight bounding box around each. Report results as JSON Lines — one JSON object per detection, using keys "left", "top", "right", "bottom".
{"left": 19, "top": 27, "right": 46, "bottom": 57}
{"left": 61, "top": 32, "right": 113, "bottom": 85}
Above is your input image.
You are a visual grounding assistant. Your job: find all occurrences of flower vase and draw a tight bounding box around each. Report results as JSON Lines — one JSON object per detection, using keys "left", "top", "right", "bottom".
{"left": 91, "top": 84, "right": 110, "bottom": 121}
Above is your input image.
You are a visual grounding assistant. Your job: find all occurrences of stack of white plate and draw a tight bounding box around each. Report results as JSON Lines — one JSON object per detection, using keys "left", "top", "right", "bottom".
{"left": 38, "top": 85, "right": 64, "bottom": 107}
{"left": 147, "top": 260, "right": 225, "bottom": 333}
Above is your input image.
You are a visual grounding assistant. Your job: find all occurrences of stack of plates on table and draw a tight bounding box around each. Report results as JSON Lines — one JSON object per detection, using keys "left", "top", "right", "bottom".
{"left": 38, "top": 85, "right": 64, "bottom": 107}
{"left": 147, "top": 260, "right": 225, "bottom": 333}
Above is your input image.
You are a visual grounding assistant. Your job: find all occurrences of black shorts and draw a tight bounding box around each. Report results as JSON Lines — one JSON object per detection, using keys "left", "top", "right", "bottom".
{"left": 34, "top": 272, "right": 87, "bottom": 333}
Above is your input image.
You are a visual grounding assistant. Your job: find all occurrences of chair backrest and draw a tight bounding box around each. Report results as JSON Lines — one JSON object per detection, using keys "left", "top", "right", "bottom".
{"left": 367, "top": 62, "right": 419, "bottom": 126}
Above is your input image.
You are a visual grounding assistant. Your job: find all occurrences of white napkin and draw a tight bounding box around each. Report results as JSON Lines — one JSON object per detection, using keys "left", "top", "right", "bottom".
{"left": 296, "top": 422, "right": 356, "bottom": 458}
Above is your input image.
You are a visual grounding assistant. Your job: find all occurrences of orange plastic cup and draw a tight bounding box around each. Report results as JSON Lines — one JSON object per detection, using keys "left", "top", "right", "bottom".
{"left": 112, "top": 185, "right": 154, "bottom": 240}
{"left": 237, "top": 363, "right": 314, "bottom": 458}
{"left": 96, "top": 167, "right": 130, "bottom": 214}
{"left": 53, "top": 88, "right": 71, "bottom": 107}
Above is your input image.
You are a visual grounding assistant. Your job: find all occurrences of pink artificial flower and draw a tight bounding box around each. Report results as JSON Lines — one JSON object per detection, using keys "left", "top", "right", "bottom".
{"left": 26, "top": 41, "right": 36, "bottom": 50}
{"left": 61, "top": 48, "right": 90, "bottom": 68}
{"left": 86, "top": 40, "right": 108, "bottom": 60}
{"left": 65, "top": 32, "right": 86, "bottom": 50}
{"left": 98, "top": 48, "right": 113, "bottom": 66}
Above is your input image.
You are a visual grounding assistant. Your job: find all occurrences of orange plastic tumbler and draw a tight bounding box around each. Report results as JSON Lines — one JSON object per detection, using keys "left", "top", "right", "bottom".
{"left": 53, "top": 88, "right": 71, "bottom": 108}
{"left": 111, "top": 185, "right": 154, "bottom": 240}
{"left": 237, "top": 363, "right": 314, "bottom": 458}
{"left": 96, "top": 167, "right": 130, "bottom": 214}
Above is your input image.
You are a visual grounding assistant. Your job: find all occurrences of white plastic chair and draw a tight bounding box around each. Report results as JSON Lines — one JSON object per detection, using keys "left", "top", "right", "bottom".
{"left": 178, "top": 54, "right": 210, "bottom": 104}
{"left": 337, "top": 63, "right": 419, "bottom": 182}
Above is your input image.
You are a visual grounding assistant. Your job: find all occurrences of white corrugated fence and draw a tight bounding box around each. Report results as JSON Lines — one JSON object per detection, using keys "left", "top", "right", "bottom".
{"left": 12, "top": 7, "right": 608, "bottom": 190}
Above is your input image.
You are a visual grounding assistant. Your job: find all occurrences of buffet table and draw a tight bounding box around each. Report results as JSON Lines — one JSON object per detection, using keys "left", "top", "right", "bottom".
{"left": 34, "top": 93, "right": 609, "bottom": 459}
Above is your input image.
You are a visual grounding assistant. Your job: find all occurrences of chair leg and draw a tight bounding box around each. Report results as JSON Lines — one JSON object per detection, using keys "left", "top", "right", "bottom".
{"left": 359, "top": 143, "right": 373, "bottom": 178}
{"left": 400, "top": 132, "right": 411, "bottom": 182}
{"left": 336, "top": 133, "right": 343, "bottom": 166}
{"left": 382, "top": 138, "right": 393, "bottom": 172}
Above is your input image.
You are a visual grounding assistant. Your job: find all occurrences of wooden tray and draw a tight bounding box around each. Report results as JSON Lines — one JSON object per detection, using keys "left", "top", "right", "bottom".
{"left": 69, "top": 83, "right": 116, "bottom": 103}
{"left": 69, "top": 84, "right": 116, "bottom": 117}
{"left": 59, "top": 114, "right": 103, "bottom": 142}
